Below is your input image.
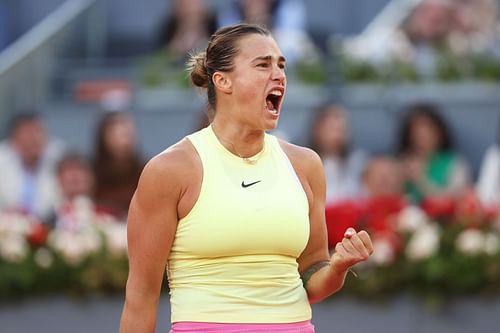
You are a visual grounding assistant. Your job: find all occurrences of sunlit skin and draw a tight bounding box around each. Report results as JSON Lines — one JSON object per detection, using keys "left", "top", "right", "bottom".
{"left": 210, "top": 34, "right": 286, "bottom": 158}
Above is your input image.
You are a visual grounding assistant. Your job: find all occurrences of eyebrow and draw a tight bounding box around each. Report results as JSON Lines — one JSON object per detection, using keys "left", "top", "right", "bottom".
{"left": 252, "top": 55, "right": 286, "bottom": 63}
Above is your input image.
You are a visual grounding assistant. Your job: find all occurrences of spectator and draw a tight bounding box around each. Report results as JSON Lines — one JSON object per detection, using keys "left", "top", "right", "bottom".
{"left": 57, "top": 152, "right": 95, "bottom": 203}
{"left": 361, "top": 156, "right": 407, "bottom": 234}
{"left": 54, "top": 152, "right": 96, "bottom": 231}
{"left": 157, "top": 0, "right": 217, "bottom": 59}
{"left": 344, "top": 0, "right": 455, "bottom": 69}
{"left": 476, "top": 120, "right": 500, "bottom": 209}
{"left": 0, "top": 113, "right": 65, "bottom": 222}
{"left": 449, "top": 0, "right": 500, "bottom": 57}
{"left": 397, "top": 103, "right": 470, "bottom": 204}
{"left": 362, "top": 156, "right": 404, "bottom": 198}
{"left": 93, "top": 112, "right": 144, "bottom": 219}
{"left": 217, "top": 0, "right": 317, "bottom": 64}
{"left": 308, "top": 103, "right": 367, "bottom": 205}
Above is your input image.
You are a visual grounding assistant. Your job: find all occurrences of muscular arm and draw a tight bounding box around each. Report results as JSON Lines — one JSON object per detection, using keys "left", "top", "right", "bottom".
{"left": 119, "top": 144, "right": 193, "bottom": 332}
{"left": 282, "top": 143, "right": 373, "bottom": 304}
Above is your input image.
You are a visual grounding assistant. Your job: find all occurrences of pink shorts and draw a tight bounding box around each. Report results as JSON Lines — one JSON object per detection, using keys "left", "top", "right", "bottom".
{"left": 169, "top": 320, "right": 315, "bottom": 332}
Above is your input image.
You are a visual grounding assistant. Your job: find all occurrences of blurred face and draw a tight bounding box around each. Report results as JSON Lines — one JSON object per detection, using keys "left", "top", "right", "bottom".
{"left": 11, "top": 120, "right": 47, "bottom": 169}
{"left": 364, "top": 159, "right": 403, "bottom": 197}
{"left": 104, "top": 116, "right": 137, "bottom": 159}
{"left": 314, "top": 110, "right": 349, "bottom": 155}
{"left": 241, "top": 0, "right": 273, "bottom": 25}
{"left": 409, "top": 115, "right": 441, "bottom": 155}
{"left": 224, "top": 34, "right": 286, "bottom": 130}
{"left": 175, "top": 0, "right": 207, "bottom": 19}
{"left": 453, "top": 0, "right": 495, "bottom": 34}
{"left": 409, "top": 1, "right": 454, "bottom": 42}
{"left": 58, "top": 162, "right": 94, "bottom": 200}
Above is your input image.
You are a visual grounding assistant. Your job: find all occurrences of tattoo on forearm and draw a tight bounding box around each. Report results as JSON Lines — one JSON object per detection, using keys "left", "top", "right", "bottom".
{"left": 301, "top": 260, "right": 330, "bottom": 287}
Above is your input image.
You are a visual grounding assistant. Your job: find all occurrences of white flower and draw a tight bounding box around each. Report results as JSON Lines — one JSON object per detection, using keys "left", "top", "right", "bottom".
{"left": 34, "top": 247, "right": 54, "bottom": 269}
{"left": 0, "top": 235, "right": 29, "bottom": 263}
{"left": 0, "top": 212, "right": 32, "bottom": 236}
{"left": 370, "top": 237, "right": 396, "bottom": 266}
{"left": 483, "top": 233, "right": 500, "bottom": 256}
{"left": 73, "top": 196, "right": 95, "bottom": 229}
{"left": 456, "top": 229, "right": 485, "bottom": 256}
{"left": 49, "top": 227, "right": 102, "bottom": 266}
{"left": 98, "top": 222, "right": 128, "bottom": 257}
{"left": 397, "top": 206, "right": 429, "bottom": 233}
{"left": 406, "top": 223, "right": 440, "bottom": 261}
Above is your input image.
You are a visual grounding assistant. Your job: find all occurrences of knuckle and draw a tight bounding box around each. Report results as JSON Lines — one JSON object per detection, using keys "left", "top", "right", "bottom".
{"left": 359, "top": 230, "right": 369, "bottom": 238}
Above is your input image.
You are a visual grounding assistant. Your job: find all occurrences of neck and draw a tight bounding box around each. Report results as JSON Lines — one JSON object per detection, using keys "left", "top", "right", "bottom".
{"left": 211, "top": 116, "right": 265, "bottom": 158}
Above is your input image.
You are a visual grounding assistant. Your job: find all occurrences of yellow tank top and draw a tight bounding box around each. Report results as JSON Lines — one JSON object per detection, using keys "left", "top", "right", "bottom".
{"left": 167, "top": 126, "right": 311, "bottom": 323}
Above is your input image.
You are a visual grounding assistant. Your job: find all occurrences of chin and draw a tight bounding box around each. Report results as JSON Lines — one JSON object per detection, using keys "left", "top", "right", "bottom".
{"left": 263, "top": 119, "right": 279, "bottom": 131}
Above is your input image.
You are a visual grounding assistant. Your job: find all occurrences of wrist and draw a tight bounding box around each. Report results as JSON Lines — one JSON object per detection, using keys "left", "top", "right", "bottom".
{"left": 329, "top": 256, "right": 349, "bottom": 277}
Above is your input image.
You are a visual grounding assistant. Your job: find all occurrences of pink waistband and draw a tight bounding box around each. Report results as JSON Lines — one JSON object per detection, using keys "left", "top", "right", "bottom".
{"left": 170, "top": 320, "right": 315, "bottom": 333}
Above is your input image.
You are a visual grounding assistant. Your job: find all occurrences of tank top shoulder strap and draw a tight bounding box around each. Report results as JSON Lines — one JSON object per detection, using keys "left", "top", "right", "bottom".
{"left": 265, "top": 134, "right": 306, "bottom": 195}
{"left": 186, "top": 127, "right": 212, "bottom": 163}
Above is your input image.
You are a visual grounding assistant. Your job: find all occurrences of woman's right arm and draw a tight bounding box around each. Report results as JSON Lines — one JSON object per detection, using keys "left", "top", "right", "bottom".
{"left": 119, "top": 147, "right": 187, "bottom": 333}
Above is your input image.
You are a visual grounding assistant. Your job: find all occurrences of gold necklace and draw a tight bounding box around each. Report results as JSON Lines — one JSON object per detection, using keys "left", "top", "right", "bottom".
{"left": 211, "top": 125, "right": 266, "bottom": 165}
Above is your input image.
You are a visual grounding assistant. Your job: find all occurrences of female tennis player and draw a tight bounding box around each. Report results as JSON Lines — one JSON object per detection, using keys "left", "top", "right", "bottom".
{"left": 119, "top": 23, "right": 373, "bottom": 333}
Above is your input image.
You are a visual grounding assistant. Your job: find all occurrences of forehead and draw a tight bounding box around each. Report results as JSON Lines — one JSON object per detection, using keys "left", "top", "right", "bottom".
{"left": 234, "top": 34, "right": 283, "bottom": 61}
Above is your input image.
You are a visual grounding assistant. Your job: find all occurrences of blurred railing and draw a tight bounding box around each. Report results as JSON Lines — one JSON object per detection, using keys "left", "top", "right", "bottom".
{"left": 0, "top": 0, "right": 105, "bottom": 136}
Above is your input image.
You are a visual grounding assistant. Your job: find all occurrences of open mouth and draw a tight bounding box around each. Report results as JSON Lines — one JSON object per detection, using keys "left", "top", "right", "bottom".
{"left": 265, "top": 89, "right": 283, "bottom": 115}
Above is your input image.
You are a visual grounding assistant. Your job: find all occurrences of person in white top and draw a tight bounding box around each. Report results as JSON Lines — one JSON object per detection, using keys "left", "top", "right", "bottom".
{"left": 0, "top": 113, "right": 64, "bottom": 222}
{"left": 477, "top": 143, "right": 500, "bottom": 208}
{"left": 307, "top": 103, "right": 367, "bottom": 205}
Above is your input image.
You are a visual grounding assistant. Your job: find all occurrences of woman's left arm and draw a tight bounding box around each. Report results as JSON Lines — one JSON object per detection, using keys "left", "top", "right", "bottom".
{"left": 296, "top": 149, "right": 373, "bottom": 304}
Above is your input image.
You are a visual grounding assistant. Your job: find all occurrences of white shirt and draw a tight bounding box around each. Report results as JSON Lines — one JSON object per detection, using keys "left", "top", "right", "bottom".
{"left": 323, "top": 149, "right": 367, "bottom": 205}
{"left": 477, "top": 144, "right": 500, "bottom": 207}
{"left": 0, "top": 140, "right": 64, "bottom": 221}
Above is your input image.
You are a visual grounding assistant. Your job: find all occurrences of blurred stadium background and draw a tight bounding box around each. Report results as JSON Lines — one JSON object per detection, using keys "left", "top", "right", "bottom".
{"left": 1, "top": 0, "right": 500, "bottom": 332}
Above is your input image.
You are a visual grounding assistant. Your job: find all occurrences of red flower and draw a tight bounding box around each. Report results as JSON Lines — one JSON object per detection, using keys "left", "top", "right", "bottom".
{"left": 325, "top": 200, "right": 363, "bottom": 248}
{"left": 421, "top": 195, "right": 456, "bottom": 220}
{"left": 27, "top": 223, "right": 49, "bottom": 246}
{"left": 363, "top": 195, "right": 407, "bottom": 234}
{"left": 454, "top": 190, "right": 488, "bottom": 227}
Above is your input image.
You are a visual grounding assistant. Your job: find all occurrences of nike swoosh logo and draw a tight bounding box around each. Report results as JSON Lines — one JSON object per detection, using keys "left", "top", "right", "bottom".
{"left": 241, "top": 180, "right": 261, "bottom": 188}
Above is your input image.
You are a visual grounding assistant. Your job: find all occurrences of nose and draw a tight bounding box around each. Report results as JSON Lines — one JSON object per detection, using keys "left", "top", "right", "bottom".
{"left": 271, "top": 64, "right": 286, "bottom": 84}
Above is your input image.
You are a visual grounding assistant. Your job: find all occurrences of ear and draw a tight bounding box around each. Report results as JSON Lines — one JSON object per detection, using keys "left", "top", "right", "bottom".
{"left": 212, "top": 72, "right": 232, "bottom": 94}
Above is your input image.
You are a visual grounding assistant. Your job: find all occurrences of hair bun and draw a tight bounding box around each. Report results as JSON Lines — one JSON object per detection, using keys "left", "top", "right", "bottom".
{"left": 187, "top": 51, "right": 209, "bottom": 88}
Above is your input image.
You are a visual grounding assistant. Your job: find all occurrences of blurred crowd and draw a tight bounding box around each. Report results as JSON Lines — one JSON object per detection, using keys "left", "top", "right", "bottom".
{"left": 344, "top": 0, "right": 500, "bottom": 78}
{"left": 155, "top": 0, "right": 317, "bottom": 65}
{"left": 152, "top": 0, "right": 500, "bottom": 75}
{"left": 0, "top": 111, "right": 144, "bottom": 234}
{"left": 0, "top": 0, "right": 499, "bottom": 245}
{"left": 308, "top": 102, "right": 500, "bottom": 250}
{"left": 0, "top": 101, "right": 498, "bottom": 249}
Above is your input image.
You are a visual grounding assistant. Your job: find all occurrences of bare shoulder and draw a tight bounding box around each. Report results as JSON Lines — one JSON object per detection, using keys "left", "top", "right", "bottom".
{"left": 278, "top": 139, "right": 323, "bottom": 176}
{"left": 137, "top": 138, "right": 200, "bottom": 199}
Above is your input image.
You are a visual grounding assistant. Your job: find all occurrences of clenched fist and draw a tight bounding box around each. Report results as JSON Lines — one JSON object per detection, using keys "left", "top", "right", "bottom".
{"left": 331, "top": 228, "right": 373, "bottom": 274}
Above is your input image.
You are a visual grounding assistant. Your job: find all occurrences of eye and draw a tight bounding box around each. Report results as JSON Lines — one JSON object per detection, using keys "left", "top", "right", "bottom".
{"left": 257, "top": 63, "right": 269, "bottom": 68}
{"left": 279, "top": 63, "right": 286, "bottom": 70}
